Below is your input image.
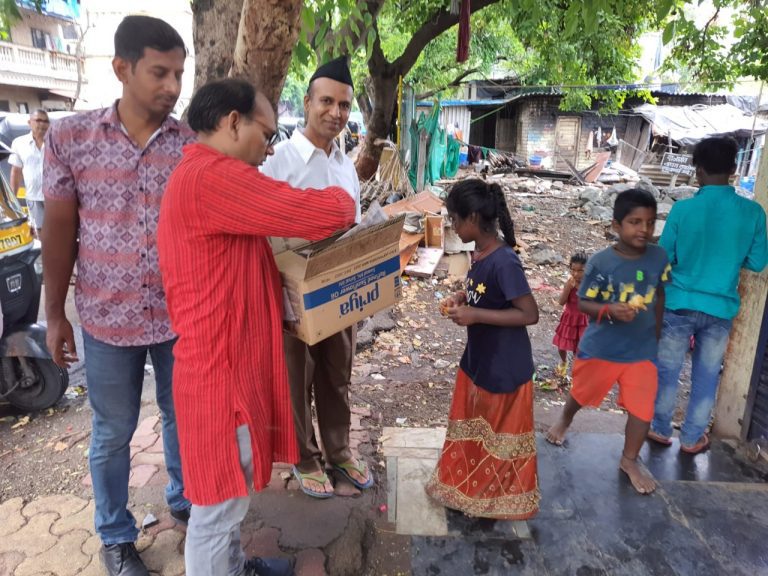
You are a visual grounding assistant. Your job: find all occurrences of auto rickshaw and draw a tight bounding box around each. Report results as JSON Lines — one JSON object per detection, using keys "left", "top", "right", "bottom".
{"left": 0, "top": 144, "right": 68, "bottom": 411}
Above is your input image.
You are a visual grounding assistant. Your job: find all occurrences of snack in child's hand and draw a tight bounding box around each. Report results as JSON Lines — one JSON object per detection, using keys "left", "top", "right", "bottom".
{"left": 628, "top": 294, "right": 647, "bottom": 311}
{"left": 439, "top": 299, "right": 452, "bottom": 316}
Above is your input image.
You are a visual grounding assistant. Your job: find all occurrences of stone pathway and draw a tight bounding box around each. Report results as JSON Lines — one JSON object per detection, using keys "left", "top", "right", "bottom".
{"left": 0, "top": 408, "right": 379, "bottom": 576}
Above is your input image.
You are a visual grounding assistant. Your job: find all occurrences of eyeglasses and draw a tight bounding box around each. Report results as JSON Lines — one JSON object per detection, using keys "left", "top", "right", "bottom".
{"left": 254, "top": 118, "right": 278, "bottom": 148}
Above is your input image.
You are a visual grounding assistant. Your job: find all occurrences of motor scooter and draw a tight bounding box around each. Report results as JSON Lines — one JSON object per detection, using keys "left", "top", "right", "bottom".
{"left": 0, "top": 149, "right": 67, "bottom": 411}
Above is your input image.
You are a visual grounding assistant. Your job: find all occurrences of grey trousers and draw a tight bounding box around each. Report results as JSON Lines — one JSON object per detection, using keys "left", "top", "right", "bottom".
{"left": 185, "top": 425, "right": 252, "bottom": 576}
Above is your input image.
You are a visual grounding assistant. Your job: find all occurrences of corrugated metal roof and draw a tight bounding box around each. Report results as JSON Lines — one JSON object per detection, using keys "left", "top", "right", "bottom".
{"left": 416, "top": 85, "right": 734, "bottom": 109}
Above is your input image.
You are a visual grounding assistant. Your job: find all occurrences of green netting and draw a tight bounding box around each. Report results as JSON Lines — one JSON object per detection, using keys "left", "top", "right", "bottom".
{"left": 408, "top": 103, "right": 446, "bottom": 189}
{"left": 428, "top": 126, "right": 447, "bottom": 183}
{"left": 443, "top": 136, "right": 461, "bottom": 178}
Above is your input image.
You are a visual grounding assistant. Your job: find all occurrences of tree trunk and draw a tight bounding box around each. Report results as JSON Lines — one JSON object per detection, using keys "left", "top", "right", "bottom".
{"left": 231, "top": 0, "right": 302, "bottom": 108}
{"left": 191, "top": 0, "right": 242, "bottom": 89}
{"left": 355, "top": 73, "right": 399, "bottom": 181}
{"left": 354, "top": 0, "right": 502, "bottom": 180}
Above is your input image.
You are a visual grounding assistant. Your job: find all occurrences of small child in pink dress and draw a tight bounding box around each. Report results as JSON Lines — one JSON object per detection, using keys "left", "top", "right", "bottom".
{"left": 553, "top": 252, "right": 589, "bottom": 376}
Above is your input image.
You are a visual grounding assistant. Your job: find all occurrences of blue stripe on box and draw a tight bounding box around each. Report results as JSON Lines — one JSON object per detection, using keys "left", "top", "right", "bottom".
{"left": 303, "top": 255, "right": 400, "bottom": 311}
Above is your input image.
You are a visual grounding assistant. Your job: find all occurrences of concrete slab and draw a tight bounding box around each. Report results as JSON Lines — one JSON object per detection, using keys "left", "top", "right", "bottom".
{"left": 395, "top": 457, "right": 447, "bottom": 536}
{"left": 407, "top": 433, "right": 768, "bottom": 575}
{"left": 381, "top": 426, "right": 446, "bottom": 450}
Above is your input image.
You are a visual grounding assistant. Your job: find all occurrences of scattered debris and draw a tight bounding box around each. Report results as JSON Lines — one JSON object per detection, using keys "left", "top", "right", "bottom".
{"left": 142, "top": 513, "right": 159, "bottom": 530}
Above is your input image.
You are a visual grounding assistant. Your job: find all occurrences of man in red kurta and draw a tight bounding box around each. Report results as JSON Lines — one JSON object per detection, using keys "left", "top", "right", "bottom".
{"left": 158, "top": 79, "right": 355, "bottom": 576}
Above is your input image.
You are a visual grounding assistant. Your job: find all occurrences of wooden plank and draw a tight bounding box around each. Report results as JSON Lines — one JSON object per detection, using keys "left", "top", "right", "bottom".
{"left": 398, "top": 232, "right": 423, "bottom": 272}
{"left": 582, "top": 151, "right": 611, "bottom": 183}
{"left": 382, "top": 190, "right": 444, "bottom": 218}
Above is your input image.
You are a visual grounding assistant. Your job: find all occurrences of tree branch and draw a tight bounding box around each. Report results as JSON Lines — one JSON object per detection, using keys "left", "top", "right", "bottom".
{"left": 415, "top": 67, "right": 481, "bottom": 99}
{"left": 392, "top": 0, "right": 502, "bottom": 74}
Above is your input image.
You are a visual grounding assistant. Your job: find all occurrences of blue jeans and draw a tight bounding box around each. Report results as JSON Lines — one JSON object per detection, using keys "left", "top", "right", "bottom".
{"left": 651, "top": 309, "right": 732, "bottom": 447}
{"left": 84, "top": 331, "right": 189, "bottom": 545}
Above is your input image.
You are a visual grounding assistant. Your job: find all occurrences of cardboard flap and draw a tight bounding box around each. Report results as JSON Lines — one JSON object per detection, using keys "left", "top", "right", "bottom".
{"left": 274, "top": 249, "right": 309, "bottom": 277}
{"left": 304, "top": 215, "right": 405, "bottom": 279}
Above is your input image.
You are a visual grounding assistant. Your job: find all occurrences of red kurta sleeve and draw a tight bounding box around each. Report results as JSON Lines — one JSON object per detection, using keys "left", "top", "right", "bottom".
{"left": 197, "top": 150, "right": 355, "bottom": 240}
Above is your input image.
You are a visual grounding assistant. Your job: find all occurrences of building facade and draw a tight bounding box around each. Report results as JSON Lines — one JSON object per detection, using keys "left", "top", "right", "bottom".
{"left": 78, "top": 0, "right": 194, "bottom": 114}
{"left": 0, "top": 0, "right": 81, "bottom": 112}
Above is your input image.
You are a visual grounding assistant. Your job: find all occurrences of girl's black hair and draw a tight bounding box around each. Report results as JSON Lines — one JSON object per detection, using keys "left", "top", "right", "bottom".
{"left": 570, "top": 252, "right": 587, "bottom": 265}
{"left": 446, "top": 178, "right": 517, "bottom": 249}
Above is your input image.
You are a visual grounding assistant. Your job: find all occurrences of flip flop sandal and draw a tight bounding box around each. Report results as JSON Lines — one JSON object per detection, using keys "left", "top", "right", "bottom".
{"left": 647, "top": 429, "right": 673, "bottom": 446}
{"left": 681, "top": 433, "right": 710, "bottom": 455}
{"left": 333, "top": 459, "right": 374, "bottom": 490}
{"left": 292, "top": 466, "right": 335, "bottom": 499}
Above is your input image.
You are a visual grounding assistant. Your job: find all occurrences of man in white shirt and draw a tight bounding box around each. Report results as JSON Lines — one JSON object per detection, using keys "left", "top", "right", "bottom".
{"left": 262, "top": 56, "right": 370, "bottom": 499}
{"left": 10, "top": 109, "right": 49, "bottom": 235}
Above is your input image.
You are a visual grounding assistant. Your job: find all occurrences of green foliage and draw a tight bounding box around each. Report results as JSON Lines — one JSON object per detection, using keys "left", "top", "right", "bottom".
{"left": 0, "top": 0, "right": 45, "bottom": 39}
{"left": 660, "top": 0, "right": 768, "bottom": 85}
{"left": 506, "top": 0, "right": 657, "bottom": 113}
{"left": 293, "top": 0, "right": 762, "bottom": 117}
{"left": 384, "top": 3, "right": 530, "bottom": 97}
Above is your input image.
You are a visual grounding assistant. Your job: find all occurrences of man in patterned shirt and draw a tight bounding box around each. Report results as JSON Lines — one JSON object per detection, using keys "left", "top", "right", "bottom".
{"left": 43, "top": 16, "right": 192, "bottom": 576}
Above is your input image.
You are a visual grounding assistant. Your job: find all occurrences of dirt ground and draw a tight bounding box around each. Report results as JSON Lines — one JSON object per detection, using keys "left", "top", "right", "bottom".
{"left": 0, "top": 173, "right": 693, "bottom": 505}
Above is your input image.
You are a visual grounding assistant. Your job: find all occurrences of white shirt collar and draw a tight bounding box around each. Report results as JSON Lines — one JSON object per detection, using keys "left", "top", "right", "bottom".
{"left": 290, "top": 128, "right": 344, "bottom": 165}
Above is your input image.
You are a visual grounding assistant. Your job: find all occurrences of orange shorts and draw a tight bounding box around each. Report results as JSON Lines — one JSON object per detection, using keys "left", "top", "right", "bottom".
{"left": 570, "top": 357, "right": 658, "bottom": 422}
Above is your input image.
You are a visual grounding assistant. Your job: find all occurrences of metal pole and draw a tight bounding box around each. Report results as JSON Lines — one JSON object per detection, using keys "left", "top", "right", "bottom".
{"left": 397, "top": 75, "right": 403, "bottom": 152}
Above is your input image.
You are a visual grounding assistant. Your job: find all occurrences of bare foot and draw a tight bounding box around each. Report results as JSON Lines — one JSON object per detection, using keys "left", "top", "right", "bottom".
{"left": 619, "top": 455, "right": 656, "bottom": 494}
{"left": 546, "top": 419, "right": 569, "bottom": 446}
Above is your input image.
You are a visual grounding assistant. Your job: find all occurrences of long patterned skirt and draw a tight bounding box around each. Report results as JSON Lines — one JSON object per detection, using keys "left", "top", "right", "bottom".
{"left": 425, "top": 369, "right": 540, "bottom": 519}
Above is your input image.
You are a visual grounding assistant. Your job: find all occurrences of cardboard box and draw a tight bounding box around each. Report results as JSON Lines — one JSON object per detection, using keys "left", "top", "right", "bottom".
{"left": 424, "top": 215, "right": 444, "bottom": 248}
{"left": 275, "top": 215, "right": 405, "bottom": 345}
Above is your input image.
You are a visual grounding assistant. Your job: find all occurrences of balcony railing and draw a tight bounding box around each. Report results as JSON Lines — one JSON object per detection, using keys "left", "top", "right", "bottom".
{"left": 0, "top": 40, "right": 79, "bottom": 81}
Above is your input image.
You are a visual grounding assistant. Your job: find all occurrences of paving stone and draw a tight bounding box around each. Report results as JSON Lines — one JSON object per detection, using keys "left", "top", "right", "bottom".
{"left": 0, "top": 551, "right": 24, "bottom": 575}
{"left": 0, "top": 497, "right": 25, "bottom": 537}
{"left": 141, "top": 528, "right": 185, "bottom": 574}
{"left": 136, "top": 530, "right": 156, "bottom": 553}
{"left": 295, "top": 548, "right": 328, "bottom": 576}
{"left": 350, "top": 414, "right": 363, "bottom": 431}
{"left": 130, "top": 433, "right": 158, "bottom": 451}
{"left": 146, "top": 436, "right": 165, "bottom": 454}
{"left": 52, "top": 500, "right": 95, "bottom": 536}
{"left": 15, "top": 529, "right": 90, "bottom": 576}
{"left": 243, "top": 527, "right": 287, "bottom": 559}
{"left": 128, "top": 464, "right": 158, "bottom": 488}
{"left": 77, "top": 557, "right": 106, "bottom": 576}
{"left": 349, "top": 430, "right": 371, "bottom": 444}
{"left": 0, "top": 512, "right": 58, "bottom": 556}
{"left": 22, "top": 494, "right": 89, "bottom": 519}
{"left": 81, "top": 473, "right": 93, "bottom": 487}
{"left": 82, "top": 533, "right": 101, "bottom": 556}
{"left": 147, "top": 468, "right": 170, "bottom": 487}
{"left": 132, "top": 451, "right": 167, "bottom": 467}
{"left": 350, "top": 406, "right": 372, "bottom": 417}
{"left": 135, "top": 415, "right": 160, "bottom": 438}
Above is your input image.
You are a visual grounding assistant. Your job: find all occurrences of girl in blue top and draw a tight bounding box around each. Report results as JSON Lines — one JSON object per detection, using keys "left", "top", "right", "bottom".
{"left": 426, "top": 179, "right": 540, "bottom": 520}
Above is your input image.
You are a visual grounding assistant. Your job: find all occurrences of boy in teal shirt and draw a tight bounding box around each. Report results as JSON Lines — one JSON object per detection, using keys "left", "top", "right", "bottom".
{"left": 649, "top": 136, "right": 768, "bottom": 453}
